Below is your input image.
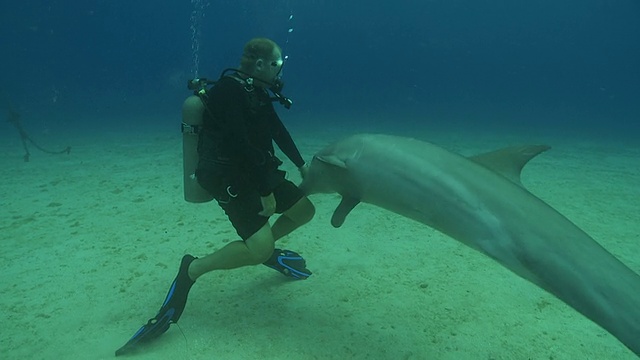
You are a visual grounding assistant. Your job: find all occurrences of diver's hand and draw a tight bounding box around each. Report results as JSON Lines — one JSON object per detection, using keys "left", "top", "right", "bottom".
{"left": 258, "top": 193, "right": 276, "bottom": 217}
{"left": 298, "top": 162, "right": 309, "bottom": 179}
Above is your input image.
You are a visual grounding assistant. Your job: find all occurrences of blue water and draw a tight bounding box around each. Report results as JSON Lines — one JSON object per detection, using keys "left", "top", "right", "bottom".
{"left": 1, "top": 0, "right": 639, "bottom": 144}
{"left": 2, "top": 2, "right": 640, "bottom": 359}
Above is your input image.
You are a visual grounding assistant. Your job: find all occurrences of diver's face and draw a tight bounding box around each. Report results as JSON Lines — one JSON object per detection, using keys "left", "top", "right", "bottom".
{"left": 255, "top": 48, "right": 283, "bottom": 86}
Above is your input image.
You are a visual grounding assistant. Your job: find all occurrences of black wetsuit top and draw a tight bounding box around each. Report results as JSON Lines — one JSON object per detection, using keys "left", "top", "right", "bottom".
{"left": 196, "top": 74, "right": 305, "bottom": 196}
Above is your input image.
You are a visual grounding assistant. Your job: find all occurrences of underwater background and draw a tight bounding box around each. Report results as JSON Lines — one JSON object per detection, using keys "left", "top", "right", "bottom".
{"left": 1, "top": 0, "right": 639, "bottom": 140}
{"left": 2, "top": 1, "right": 640, "bottom": 359}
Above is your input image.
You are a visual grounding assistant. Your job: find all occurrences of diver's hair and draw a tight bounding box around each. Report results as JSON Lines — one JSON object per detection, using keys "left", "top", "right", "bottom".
{"left": 240, "top": 38, "right": 281, "bottom": 72}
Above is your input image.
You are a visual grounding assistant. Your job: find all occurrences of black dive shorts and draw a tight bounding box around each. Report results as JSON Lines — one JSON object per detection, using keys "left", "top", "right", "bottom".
{"left": 197, "top": 168, "right": 304, "bottom": 241}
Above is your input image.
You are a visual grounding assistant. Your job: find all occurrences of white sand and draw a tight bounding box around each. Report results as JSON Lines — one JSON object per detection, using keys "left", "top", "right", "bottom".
{"left": 1, "top": 124, "right": 639, "bottom": 359}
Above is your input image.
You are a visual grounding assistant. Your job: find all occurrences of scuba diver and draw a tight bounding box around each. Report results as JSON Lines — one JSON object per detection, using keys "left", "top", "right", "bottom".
{"left": 116, "top": 38, "right": 315, "bottom": 356}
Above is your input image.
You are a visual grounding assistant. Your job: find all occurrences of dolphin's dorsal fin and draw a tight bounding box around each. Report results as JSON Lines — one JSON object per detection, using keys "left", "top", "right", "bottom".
{"left": 469, "top": 145, "right": 550, "bottom": 187}
{"left": 331, "top": 196, "right": 360, "bottom": 228}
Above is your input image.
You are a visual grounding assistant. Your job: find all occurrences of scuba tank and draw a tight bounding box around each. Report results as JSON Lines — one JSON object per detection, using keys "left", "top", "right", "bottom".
{"left": 181, "top": 78, "right": 214, "bottom": 203}
{"left": 180, "top": 72, "right": 292, "bottom": 203}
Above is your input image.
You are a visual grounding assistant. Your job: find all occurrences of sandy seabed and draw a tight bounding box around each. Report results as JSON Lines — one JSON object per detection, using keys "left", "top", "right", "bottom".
{"left": 1, "top": 122, "right": 639, "bottom": 360}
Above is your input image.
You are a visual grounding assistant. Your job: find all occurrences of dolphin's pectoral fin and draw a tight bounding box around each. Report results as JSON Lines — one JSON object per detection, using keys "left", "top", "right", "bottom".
{"left": 469, "top": 144, "right": 551, "bottom": 187}
{"left": 331, "top": 196, "right": 361, "bottom": 228}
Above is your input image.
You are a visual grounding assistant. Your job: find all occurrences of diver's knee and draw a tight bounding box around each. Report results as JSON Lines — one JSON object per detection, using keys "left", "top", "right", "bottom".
{"left": 254, "top": 245, "right": 274, "bottom": 264}
{"left": 246, "top": 243, "right": 274, "bottom": 264}
{"left": 293, "top": 196, "right": 315, "bottom": 224}
{"left": 304, "top": 199, "right": 316, "bottom": 223}
{"left": 245, "top": 226, "right": 275, "bottom": 264}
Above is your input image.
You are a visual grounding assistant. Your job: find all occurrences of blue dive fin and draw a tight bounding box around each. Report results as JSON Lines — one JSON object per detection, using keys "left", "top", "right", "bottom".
{"left": 115, "top": 255, "right": 196, "bottom": 356}
{"left": 263, "top": 249, "right": 312, "bottom": 280}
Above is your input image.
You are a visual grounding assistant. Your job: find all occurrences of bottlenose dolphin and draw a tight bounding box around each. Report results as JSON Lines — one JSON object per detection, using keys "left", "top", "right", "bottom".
{"left": 299, "top": 133, "right": 640, "bottom": 356}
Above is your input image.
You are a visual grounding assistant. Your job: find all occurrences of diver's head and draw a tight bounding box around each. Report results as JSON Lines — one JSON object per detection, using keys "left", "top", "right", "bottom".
{"left": 239, "top": 38, "right": 284, "bottom": 87}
